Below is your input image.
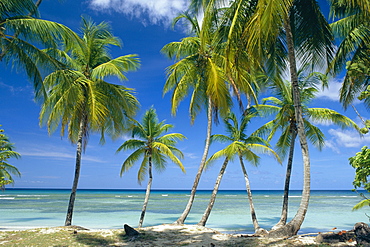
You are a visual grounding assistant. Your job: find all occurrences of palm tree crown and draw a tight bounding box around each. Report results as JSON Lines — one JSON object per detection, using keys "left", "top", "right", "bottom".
{"left": 117, "top": 107, "right": 185, "bottom": 227}
{"left": 40, "top": 16, "right": 140, "bottom": 145}
{"left": 0, "top": 0, "right": 81, "bottom": 99}
{"left": 329, "top": 0, "right": 370, "bottom": 108}
{"left": 0, "top": 126, "right": 21, "bottom": 188}
{"left": 254, "top": 71, "right": 359, "bottom": 159}
{"left": 208, "top": 112, "right": 279, "bottom": 164}
{"left": 39, "top": 16, "right": 140, "bottom": 226}
{"left": 117, "top": 107, "right": 186, "bottom": 182}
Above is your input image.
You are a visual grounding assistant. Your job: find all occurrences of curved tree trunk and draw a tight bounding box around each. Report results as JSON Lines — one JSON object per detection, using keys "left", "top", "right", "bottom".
{"left": 139, "top": 156, "right": 152, "bottom": 228}
{"left": 198, "top": 157, "right": 229, "bottom": 226}
{"left": 175, "top": 99, "right": 213, "bottom": 224}
{"left": 65, "top": 119, "right": 85, "bottom": 226}
{"left": 239, "top": 155, "right": 266, "bottom": 235}
{"left": 272, "top": 129, "right": 297, "bottom": 229}
{"left": 268, "top": 18, "right": 311, "bottom": 238}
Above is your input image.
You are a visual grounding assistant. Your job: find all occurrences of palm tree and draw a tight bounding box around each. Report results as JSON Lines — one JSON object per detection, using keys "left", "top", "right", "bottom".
{"left": 329, "top": 0, "right": 370, "bottom": 108}
{"left": 183, "top": 0, "right": 334, "bottom": 236}
{"left": 0, "top": 126, "right": 21, "bottom": 189}
{"left": 161, "top": 3, "right": 233, "bottom": 224}
{"left": 0, "top": 0, "right": 80, "bottom": 100}
{"left": 239, "top": 0, "right": 335, "bottom": 237}
{"left": 198, "top": 112, "right": 280, "bottom": 235}
{"left": 253, "top": 70, "right": 359, "bottom": 230}
{"left": 117, "top": 107, "right": 186, "bottom": 227}
{"left": 39, "top": 17, "right": 140, "bottom": 226}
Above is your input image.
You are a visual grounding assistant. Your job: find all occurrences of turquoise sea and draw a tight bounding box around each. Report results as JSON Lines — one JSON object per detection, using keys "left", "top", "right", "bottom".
{"left": 1, "top": 189, "right": 368, "bottom": 234}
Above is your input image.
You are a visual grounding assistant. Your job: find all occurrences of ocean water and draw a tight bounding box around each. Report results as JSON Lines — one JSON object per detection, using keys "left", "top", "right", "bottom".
{"left": 1, "top": 189, "right": 368, "bottom": 234}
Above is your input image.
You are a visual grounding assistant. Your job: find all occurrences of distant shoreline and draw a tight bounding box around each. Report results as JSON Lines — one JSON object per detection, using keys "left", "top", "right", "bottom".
{"left": 4, "top": 188, "right": 361, "bottom": 192}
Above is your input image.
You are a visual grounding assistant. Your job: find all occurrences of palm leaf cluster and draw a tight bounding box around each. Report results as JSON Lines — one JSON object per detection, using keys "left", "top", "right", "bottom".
{"left": 117, "top": 107, "right": 185, "bottom": 227}
{"left": 207, "top": 112, "right": 278, "bottom": 166}
{"left": 329, "top": 0, "right": 370, "bottom": 108}
{"left": 0, "top": 127, "right": 21, "bottom": 188}
{"left": 40, "top": 17, "right": 140, "bottom": 146}
{"left": 38, "top": 16, "right": 140, "bottom": 226}
{"left": 0, "top": 0, "right": 81, "bottom": 100}
{"left": 117, "top": 108, "right": 185, "bottom": 183}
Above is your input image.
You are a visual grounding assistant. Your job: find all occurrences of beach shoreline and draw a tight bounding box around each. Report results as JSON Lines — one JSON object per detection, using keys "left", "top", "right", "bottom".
{"left": 0, "top": 224, "right": 357, "bottom": 246}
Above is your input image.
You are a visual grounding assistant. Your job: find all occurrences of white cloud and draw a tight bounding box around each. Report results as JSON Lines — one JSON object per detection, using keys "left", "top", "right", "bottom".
{"left": 0, "top": 81, "right": 32, "bottom": 95}
{"left": 316, "top": 77, "right": 343, "bottom": 101}
{"left": 20, "top": 148, "right": 106, "bottom": 163}
{"left": 184, "top": 152, "right": 198, "bottom": 159}
{"left": 325, "top": 128, "right": 370, "bottom": 153}
{"left": 89, "top": 0, "right": 188, "bottom": 25}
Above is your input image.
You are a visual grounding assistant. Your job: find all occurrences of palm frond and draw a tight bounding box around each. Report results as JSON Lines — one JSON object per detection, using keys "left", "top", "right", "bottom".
{"left": 91, "top": 55, "right": 140, "bottom": 80}
{"left": 116, "top": 139, "right": 146, "bottom": 153}
{"left": 137, "top": 156, "right": 148, "bottom": 184}
{"left": 352, "top": 199, "right": 370, "bottom": 211}
{"left": 120, "top": 148, "right": 145, "bottom": 176}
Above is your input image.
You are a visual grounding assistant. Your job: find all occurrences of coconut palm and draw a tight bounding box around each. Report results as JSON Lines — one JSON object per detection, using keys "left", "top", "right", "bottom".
{"left": 161, "top": 3, "right": 234, "bottom": 224}
{"left": 198, "top": 112, "right": 280, "bottom": 235}
{"left": 329, "top": 0, "right": 370, "bottom": 108}
{"left": 0, "top": 126, "right": 21, "bottom": 189}
{"left": 238, "top": 0, "right": 335, "bottom": 237}
{"left": 185, "top": 0, "right": 334, "bottom": 236}
{"left": 39, "top": 17, "right": 140, "bottom": 226}
{"left": 0, "top": 0, "right": 80, "bottom": 100}
{"left": 253, "top": 70, "right": 359, "bottom": 230}
{"left": 117, "top": 107, "right": 186, "bottom": 227}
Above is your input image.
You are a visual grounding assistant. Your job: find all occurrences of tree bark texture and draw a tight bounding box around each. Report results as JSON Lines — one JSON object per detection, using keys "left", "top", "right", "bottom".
{"left": 268, "top": 17, "right": 311, "bottom": 238}
{"left": 175, "top": 99, "right": 213, "bottom": 224}
{"left": 239, "top": 156, "right": 265, "bottom": 234}
{"left": 65, "top": 119, "right": 85, "bottom": 226}
{"left": 273, "top": 129, "right": 297, "bottom": 229}
{"left": 198, "top": 157, "right": 229, "bottom": 226}
{"left": 139, "top": 156, "right": 152, "bottom": 228}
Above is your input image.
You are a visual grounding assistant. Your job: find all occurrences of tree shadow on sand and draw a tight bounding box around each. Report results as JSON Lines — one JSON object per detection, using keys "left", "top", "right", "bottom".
{"left": 132, "top": 224, "right": 264, "bottom": 246}
{"left": 74, "top": 233, "right": 116, "bottom": 246}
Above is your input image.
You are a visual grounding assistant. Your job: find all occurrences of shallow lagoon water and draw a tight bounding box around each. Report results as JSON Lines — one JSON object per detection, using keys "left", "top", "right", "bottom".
{"left": 1, "top": 189, "right": 367, "bottom": 234}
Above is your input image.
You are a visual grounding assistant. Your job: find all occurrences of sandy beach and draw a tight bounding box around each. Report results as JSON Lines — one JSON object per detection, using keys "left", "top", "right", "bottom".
{"left": 0, "top": 224, "right": 357, "bottom": 246}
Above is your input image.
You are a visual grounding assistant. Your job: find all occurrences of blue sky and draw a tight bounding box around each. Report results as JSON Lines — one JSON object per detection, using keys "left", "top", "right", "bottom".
{"left": 1, "top": 0, "right": 369, "bottom": 190}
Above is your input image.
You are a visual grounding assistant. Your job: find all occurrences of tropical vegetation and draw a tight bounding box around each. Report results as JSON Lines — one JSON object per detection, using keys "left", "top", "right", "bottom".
{"left": 117, "top": 107, "right": 186, "bottom": 227}
{"left": 2, "top": 0, "right": 370, "bottom": 239}
{"left": 253, "top": 70, "right": 359, "bottom": 229}
{"left": 199, "top": 112, "right": 281, "bottom": 235}
{"left": 39, "top": 17, "right": 140, "bottom": 226}
{"left": 161, "top": 5, "right": 232, "bottom": 224}
{"left": 350, "top": 146, "right": 370, "bottom": 211}
{"left": 329, "top": 0, "right": 370, "bottom": 109}
{"left": 0, "top": 126, "right": 21, "bottom": 189}
{"left": 239, "top": 0, "right": 334, "bottom": 238}
{"left": 0, "top": 0, "right": 80, "bottom": 100}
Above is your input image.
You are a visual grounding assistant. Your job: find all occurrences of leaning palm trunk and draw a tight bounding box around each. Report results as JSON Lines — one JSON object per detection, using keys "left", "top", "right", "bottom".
{"left": 139, "top": 157, "right": 152, "bottom": 227}
{"left": 239, "top": 156, "right": 266, "bottom": 235}
{"left": 65, "top": 118, "right": 85, "bottom": 226}
{"left": 273, "top": 130, "right": 297, "bottom": 229}
{"left": 268, "top": 18, "right": 311, "bottom": 238}
{"left": 175, "top": 99, "right": 213, "bottom": 224}
{"left": 198, "top": 157, "right": 229, "bottom": 226}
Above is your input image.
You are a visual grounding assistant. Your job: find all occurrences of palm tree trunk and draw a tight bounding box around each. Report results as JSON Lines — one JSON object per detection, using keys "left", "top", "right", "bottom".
{"left": 139, "top": 156, "right": 152, "bottom": 228}
{"left": 175, "top": 98, "right": 213, "bottom": 224}
{"left": 65, "top": 119, "right": 85, "bottom": 226}
{"left": 268, "top": 18, "right": 311, "bottom": 238}
{"left": 273, "top": 129, "right": 297, "bottom": 229}
{"left": 239, "top": 155, "right": 265, "bottom": 235}
{"left": 198, "top": 157, "right": 229, "bottom": 226}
